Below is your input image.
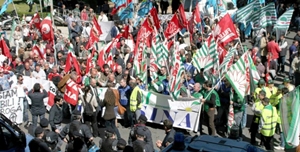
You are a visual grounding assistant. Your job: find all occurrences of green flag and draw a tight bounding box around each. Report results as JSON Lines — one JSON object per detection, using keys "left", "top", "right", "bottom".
{"left": 9, "top": 20, "right": 16, "bottom": 42}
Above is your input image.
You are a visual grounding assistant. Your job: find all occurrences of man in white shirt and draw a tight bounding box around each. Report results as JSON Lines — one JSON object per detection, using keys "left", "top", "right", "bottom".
{"left": 32, "top": 64, "right": 46, "bottom": 80}
{"left": 98, "top": 11, "right": 108, "bottom": 23}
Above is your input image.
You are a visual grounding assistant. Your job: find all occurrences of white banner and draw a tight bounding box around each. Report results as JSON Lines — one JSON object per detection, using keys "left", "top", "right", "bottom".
{"left": 97, "top": 88, "right": 202, "bottom": 131}
{"left": 0, "top": 89, "right": 24, "bottom": 124}
{"left": 99, "top": 21, "right": 114, "bottom": 42}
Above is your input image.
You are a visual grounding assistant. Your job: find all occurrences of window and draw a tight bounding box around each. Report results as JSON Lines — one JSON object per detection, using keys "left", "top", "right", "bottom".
{"left": 0, "top": 123, "right": 14, "bottom": 150}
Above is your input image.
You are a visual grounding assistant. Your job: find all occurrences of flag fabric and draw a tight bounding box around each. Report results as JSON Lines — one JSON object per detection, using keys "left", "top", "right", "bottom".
{"left": 138, "top": 0, "right": 153, "bottom": 17}
{"left": 210, "top": 14, "right": 239, "bottom": 47}
{"left": 97, "top": 49, "right": 106, "bottom": 71}
{"left": 192, "top": 39, "right": 218, "bottom": 72}
{"left": 280, "top": 86, "right": 300, "bottom": 147}
{"left": 250, "top": 2, "right": 277, "bottom": 28}
{"left": 0, "top": 39, "right": 12, "bottom": 60}
{"left": 177, "top": 4, "right": 188, "bottom": 29}
{"left": 219, "top": 47, "right": 236, "bottom": 74}
{"left": 85, "top": 28, "right": 99, "bottom": 50}
{"left": 133, "top": 19, "right": 153, "bottom": 56}
{"left": 169, "top": 43, "right": 185, "bottom": 100}
{"left": 225, "top": 52, "right": 249, "bottom": 99}
{"left": 32, "top": 45, "right": 45, "bottom": 59}
{"left": 30, "top": 13, "right": 41, "bottom": 29}
{"left": 0, "top": 0, "right": 13, "bottom": 15}
{"left": 64, "top": 79, "right": 79, "bottom": 106}
{"left": 92, "top": 16, "right": 102, "bottom": 36}
{"left": 9, "top": 20, "right": 16, "bottom": 42}
{"left": 274, "top": 9, "right": 294, "bottom": 41}
{"left": 40, "top": 15, "right": 54, "bottom": 42}
{"left": 115, "top": 0, "right": 126, "bottom": 7}
{"left": 118, "top": 3, "right": 134, "bottom": 20}
{"left": 85, "top": 48, "right": 96, "bottom": 74}
{"left": 122, "top": 25, "right": 130, "bottom": 39}
{"left": 149, "top": 8, "right": 160, "bottom": 30}
{"left": 111, "top": 3, "right": 127, "bottom": 15}
{"left": 235, "top": 1, "right": 259, "bottom": 24}
{"left": 64, "top": 48, "right": 81, "bottom": 75}
{"left": 164, "top": 15, "right": 181, "bottom": 40}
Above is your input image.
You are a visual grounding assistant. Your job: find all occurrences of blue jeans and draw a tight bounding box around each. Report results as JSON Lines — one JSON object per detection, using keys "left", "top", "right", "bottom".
{"left": 105, "top": 119, "right": 121, "bottom": 139}
{"left": 278, "top": 56, "right": 286, "bottom": 72}
{"left": 32, "top": 114, "right": 45, "bottom": 133}
{"left": 242, "top": 103, "right": 247, "bottom": 128}
{"left": 280, "top": 132, "right": 285, "bottom": 147}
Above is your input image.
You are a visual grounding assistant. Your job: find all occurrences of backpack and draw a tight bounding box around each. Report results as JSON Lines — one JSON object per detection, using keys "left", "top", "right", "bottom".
{"left": 84, "top": 93, "right": 94, "bottom": 116}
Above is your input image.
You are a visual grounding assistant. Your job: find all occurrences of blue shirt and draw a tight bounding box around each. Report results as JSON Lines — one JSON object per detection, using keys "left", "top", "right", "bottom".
{"left": 0, "top": 72, "right": 13, "bottom": 90}
{"left": 289, "top": 45, "right": 297, "bottom": 62}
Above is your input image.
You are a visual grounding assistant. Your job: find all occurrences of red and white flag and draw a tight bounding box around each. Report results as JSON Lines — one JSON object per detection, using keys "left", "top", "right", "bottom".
{"left": 40, "top": 15, "right": 54, "bottom": 42}
{"left": 92, "top": 16, "right": 102, "bottom": 36}
{"left": 97, "top": 49, "right": 106, "bottom": 71}
{"left": 32, "top": 45, "right": 45, "bottom": 59}
{"left": 0, "top": 39, "right": 12, "bottom": 60}
{"left": 64, "top": 79, "right": 79, "bottom": 106}
{"left": 30, "top": 13, "right": 41, "bottom": 29}
{"left": 85, "top": 47, "right": 96, "bottom": 74}
{"left": 64, "top": 52, "right": 81, "bottom": 75}
{"left": 164, "top": 15, "right": 181, "bottom": 40}
{"left": 85, "top": 27, "right": 99, "bottom": 50}
{"left": 209, "top": 14, "right": 238, "bottom": 47}
{"left": 46, "top": 81, "right": 57, "bottom": 111}
{"left": 149, "top": 8, "right": 160, "bottom": 30}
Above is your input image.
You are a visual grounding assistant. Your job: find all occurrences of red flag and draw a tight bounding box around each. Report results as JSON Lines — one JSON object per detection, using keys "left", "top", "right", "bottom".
{"left": 64, "top": 79, "right": 79, "bottom": 106}
{"left": 210, "top": 14, "right": 238, "bottom": 47}
{"left": 32, "top": 45, "right": 45, "bottom": 59}
{"left": 105, "top": 34, "right": 122, "bottom": 54}
{"left": 193, "top": 3, "right": 201, "bottom": 23}
{"left": 85, "top": 48, "right": 96, "bottom": 74}
{"left": 111, "top": 3, "right": 126, "bottom": 15}
{"left": 85, "top": 28, "right": 99, "bottom": 50}
{"left": 0, "top": 39, "right": 11, "bottom": 60}
{"left": 149, "top": 8, "right": 160, "bottom": 30}
{"left": 46, "top": 82, "right": 57, "bottom": 110}
{"left": 122, "top": 25, "right": 129, "bottom": 39}
{"left": 133, "top": 19, "right": 153, "bottom": 57}
{"left": 92, "top": 16, "right": 102, "bottom": 36}
{"left": 167, "top": 40, "right": 174, "bottom": 50}
{"left": 40, "top": 15, "right": 54, "bottom": 42}
{"left": 188, "top": 16, "right": 195, "bottom": 43}
{"left": 164, "top": 15, "right": 180, "bottom": 40}
{"left": 97, "top": 49, "right": 106, "bottom": 71}
{"left": 64, "top": 52, "right": 81, "bottom": 75}
{"left": 177, "top": 4, "right": 188, "bottom": 29}
{"left": 30, "top": 13, "right": 41, "bottom": 29}
{"left": 217, "top": 45, "right": 227, "bottom": 64}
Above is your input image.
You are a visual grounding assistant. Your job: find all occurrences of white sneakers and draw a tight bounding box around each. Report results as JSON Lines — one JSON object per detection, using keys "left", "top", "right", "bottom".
{"left": 274, "top": 146, "right": 284, "bottom": 150}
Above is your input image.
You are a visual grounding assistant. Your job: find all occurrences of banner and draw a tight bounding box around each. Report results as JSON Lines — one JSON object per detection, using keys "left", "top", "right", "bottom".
{"left": 0, "top": 88, "right": 24, "bottom": 124}
{"left": 46, "top": 82, "right": 57, "bottom": 111}
{"left": 99, "top": 21, "right": 114, "bottom": 42}
{"left": 280, "top": 86, "right": 300, "bottom": 147}
{"left": 141, "top": 91, "right": 201, "bottom": 131}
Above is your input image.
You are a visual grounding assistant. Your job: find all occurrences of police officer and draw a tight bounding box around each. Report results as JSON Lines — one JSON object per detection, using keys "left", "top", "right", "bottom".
{"left": 132, "top": 127, "right": 154, "bottom": 152}
{"left": 29, "top": 126, "right": 52, "bottom": 152}
{"left": 128, "top": 115, "right": 153, "bottom": 147}
{"left": 49, "top": 96, "right": 63, "bottom": 133}
{"left": 65, "top": 131, "right": 88, "bottom": 152}
{"left": 60, "top": 109, "right": 94, "bottom": 147}
{"left": 40, "top": 118, "right": 51, "bottom": 141}
{"left": 250, "top": 90, "right": 266, "bottom": 145}
{"left": 259, "top": 98, "right": 278, "bottom": 151}
{"left": 45, "top": 131, "right": 61, "bottom": 152}
{"left": 101, "top": 127, "right": 118, "bottom": 152}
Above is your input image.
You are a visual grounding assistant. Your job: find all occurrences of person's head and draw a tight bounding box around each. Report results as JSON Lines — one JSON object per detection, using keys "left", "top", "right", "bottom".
{"left": 104, "top": 66, "right": 111, "bottom": 75}
{"left": 259, "top": 90, "right": 266, "bottom": 100}
{"left": 186, "top": 72, "right": 192, "bottom": 80}
{"left": 72, "top": 21, "right": 76, "bottom": 27}
{"left": 117, "top": 65, "right": 122, "bottom": 74}
{"left": 24, "top": 62, "right": 30, "bottom": 69}
{"left": 268, "top": 80, "right": 274, "bottom": 88}
{"left": 35, "top": 64, "right": 41, "bottom": 72}
{"left": 34, "top": 126, "right": 44, "bottom": 138}
{"left": 90, "top": 78, "right": 97, "bottom": 88}
{"left": 203, "top": 80, "right": 212, "bottom": 90}
{"left": 33, "top": 83, "right": 41, "bottom": 92}
{"left": 138, "top": 115, "right": 147, "bottom": 124}
{"left": 70, "top": 71, "right": 78, "bottom": 81}
{"left": 262, "top": 98, "right": 270, "bottom": 106}
{"left": 105, "top": 127, "right": 116, "bottom": 139}
{"left": 126, "top": 62, "right": 132, "bottom": 69}
{"left": 120, "top": 78, "right": 127, "bottom": 87}
{"left": 252, "top": 47, "right": 259, "bottom": 53}
{"left": 256, "top": 58, "right": 261, "bottom": 65}
{"left": 54, "top": 95, "right": 63, "bottom": 106}
{"left": 108, "top": 73, "right": 115, "bottom": 82}
{"left": 258, "top": 79, "right": 265, "bottom": 87}
{"left": 104, "top": 88, "right": 116, "bottom": 106}
{"left": 39, "top": 118, "right": 49, "bottom": 128}
{"left": 163, "top": 119, "right": 173, "bottom": 131}
{"left": 161, "top": 66, "right": 167, "bottom": 75}
{"left": 117, "top": 138, "right": 127, "bottom": 151}
{"left": 17, "top": 74, "right": 23, "bottom": 84}
{"left": 193, "top": 83, "right": 201, "bottom": 92}
{"left": 283, "top": 77, "right": 291, "bottom": 86}
{"left": 280, "top": 35, "right": 285, "bottom": 40}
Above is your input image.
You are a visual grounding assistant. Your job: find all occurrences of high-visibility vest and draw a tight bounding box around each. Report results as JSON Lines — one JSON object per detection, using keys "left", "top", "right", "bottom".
{"left": 260, "top": 104, "right": 278, "bottom": 137}
{"left": 254, "top": 101, "right": 265, "bottom": 123}
{"left": 130, "top": 86, "right": 141, "bottom": 112}
{"left": 254, "top": 87, "right": 272, "bottom": 101}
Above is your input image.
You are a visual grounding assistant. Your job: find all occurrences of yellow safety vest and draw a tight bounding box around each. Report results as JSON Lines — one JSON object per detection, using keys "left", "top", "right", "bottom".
{"left": 260, "top": 105, "right": 278, "bottom": 137}
{"left": 254, "top": 87, "right": 272, "bottom": 101}
{"left": 130, "top": 86, "right": 142, "bottom": 112}
{"left": 254, "top": 101, "right": 265, "bottom": 123}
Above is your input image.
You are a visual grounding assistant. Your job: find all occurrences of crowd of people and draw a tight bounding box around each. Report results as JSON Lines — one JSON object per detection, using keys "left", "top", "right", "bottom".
{"left": 0, "top": 0, "right": 300, "bottom": 152}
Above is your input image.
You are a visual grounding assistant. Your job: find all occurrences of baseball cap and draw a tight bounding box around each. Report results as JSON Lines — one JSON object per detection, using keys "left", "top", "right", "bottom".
{"left": 138, "top": 115, "right": 147, "bottom": 122}
{"left": 45, "top": 132, "right": 58, "bottom": 144}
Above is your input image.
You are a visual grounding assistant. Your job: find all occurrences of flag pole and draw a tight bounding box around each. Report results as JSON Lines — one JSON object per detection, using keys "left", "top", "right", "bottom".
{"left": 12, "top": 1, "right": 20, "bottom": 22}
{"left": 39, "top": 0, "right": 43, "bottom": 18}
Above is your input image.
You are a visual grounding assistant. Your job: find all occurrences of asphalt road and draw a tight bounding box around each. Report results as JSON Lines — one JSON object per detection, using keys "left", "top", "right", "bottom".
{"left": 7, "top": 26, "right": 297, "bottom": 152}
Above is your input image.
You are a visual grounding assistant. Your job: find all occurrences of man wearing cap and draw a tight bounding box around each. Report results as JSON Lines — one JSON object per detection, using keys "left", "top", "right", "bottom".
{"left": 250, "top": 90, "right": 266, "bottom": 145}
{"left": 29, "top": 126, "right": 51, "bottom": 152}
{"left": 128, "top": 115, "right": 153, "bottom": 147}
{"left": 45, "top": 131, "right": 60, "bottom": 151}
{"left": 283, "top": 77, "right": 295, "bottom": 92}
{"left": 132, "top": 127, "right": 154, "bottom": 152}
{"left": 60, "top": 109, "right": 93, "bottom": 145}
{"left": 254, "top": 79, "right": 271, "bottom": 101}
{"left": 101, "top": 127, "right": 118, "bottom": 152}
